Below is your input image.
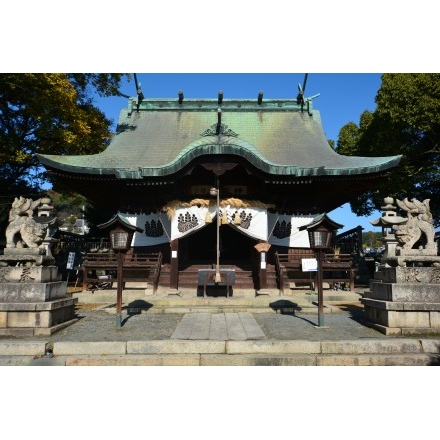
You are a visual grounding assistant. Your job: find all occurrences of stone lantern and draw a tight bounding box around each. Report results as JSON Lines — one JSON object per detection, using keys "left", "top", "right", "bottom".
{"left": 370, "top": 197, "right": 407, "bottom": 265}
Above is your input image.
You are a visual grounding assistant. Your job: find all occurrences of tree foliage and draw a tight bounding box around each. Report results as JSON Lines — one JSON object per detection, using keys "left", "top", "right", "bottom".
{"left": 337, "top": 73, "right": 440, "bottom": 226}
{"left": 0, "top": 73, "right": 130, "bottom": 232}
{"left": 47, "top": 190, "right": 88, "bottom": 222}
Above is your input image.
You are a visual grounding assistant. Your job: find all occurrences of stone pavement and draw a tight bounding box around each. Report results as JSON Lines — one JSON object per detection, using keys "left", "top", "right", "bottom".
{"left": 0, "top": 302, "right": 389, "bottom": 343}
{"left": 171, "top": 312, "right": 266, "bottom": 340}
{"left": 1, "top": 302, "right": 440, "bottom": 365}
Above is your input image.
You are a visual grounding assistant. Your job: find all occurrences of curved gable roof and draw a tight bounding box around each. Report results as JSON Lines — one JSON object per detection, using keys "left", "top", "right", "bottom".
{"left": 37, "top": 98, "right": 401, "bottom": 179}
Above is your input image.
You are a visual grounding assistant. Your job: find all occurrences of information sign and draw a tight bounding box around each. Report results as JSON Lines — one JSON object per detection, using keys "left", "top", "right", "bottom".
{"left": 301, "top": 258, "right": 318, "bottom": 272}
{"left": 66, "top": 252, "right": 76, "bottom": 270}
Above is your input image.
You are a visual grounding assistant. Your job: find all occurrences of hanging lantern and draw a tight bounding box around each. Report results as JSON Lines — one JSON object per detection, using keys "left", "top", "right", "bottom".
{"left": 221, "top": 210, "right": 228, "bottom": 224}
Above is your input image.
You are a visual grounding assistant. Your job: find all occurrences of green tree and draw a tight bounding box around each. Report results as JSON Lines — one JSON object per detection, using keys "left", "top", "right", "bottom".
{"left": 0, "top": 73, "right": 130, "bottom": 231}
{"left": 337, "top": 74, "right": 440, "bottom": 226}
{"left": 47, "top": 190, "right": 88, "bottom": 223}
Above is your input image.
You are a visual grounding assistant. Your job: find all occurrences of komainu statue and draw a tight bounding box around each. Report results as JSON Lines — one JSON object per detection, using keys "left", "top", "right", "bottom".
{"left": 5, "top": 197, "right": 47, "bottom": 249}
{"left": 393, "top": 198, "right": 436, "bottom": 254}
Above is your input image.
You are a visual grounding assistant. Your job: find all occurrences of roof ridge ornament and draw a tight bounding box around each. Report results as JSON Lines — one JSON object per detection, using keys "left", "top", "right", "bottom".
{"left": 296, "top": 73, "right": 320, "bottom": 114}
{"left": 200, "top": 123, "right": 239, "bottom": 137}
{"left": 200, "top": 108, "right": 239, "bottom": 137}
{"left": 134, "top": 73, "right": 144, "bottom": 112}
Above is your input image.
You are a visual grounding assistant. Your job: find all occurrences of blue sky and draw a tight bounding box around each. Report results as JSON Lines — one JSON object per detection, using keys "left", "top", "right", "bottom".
{"left": 8, "top": 4, "right": 435, "bottom": 236}
{"left": 7, "top": 1, "right": 436, "bottom": 430}
{"left": 95, "top": 73, "right": 385, "bottom": 233}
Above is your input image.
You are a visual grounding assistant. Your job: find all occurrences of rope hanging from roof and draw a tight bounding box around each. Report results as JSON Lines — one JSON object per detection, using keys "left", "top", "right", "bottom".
{"left": 162, "top": 198, "right": 275, "bottom": 219}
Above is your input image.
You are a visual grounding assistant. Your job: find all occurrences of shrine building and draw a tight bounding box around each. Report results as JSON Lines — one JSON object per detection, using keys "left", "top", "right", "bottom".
{"left": 37, "top": 81, "right": 402, "bottom": 294}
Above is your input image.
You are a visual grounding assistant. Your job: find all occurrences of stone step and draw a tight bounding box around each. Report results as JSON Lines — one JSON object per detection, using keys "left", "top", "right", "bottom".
{"left": 61, "top": 352, "right": 440, "bottom": 366}
{"left": 70, "top": 288, "right": 361, "bottom": 315}
{"left": 2, "top": 338, "right": 439, "bottom": 366}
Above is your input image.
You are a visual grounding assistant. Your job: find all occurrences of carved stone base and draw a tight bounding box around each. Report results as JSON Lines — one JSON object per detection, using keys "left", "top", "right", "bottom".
{"left": 0, "top": 265, "right": 61, "bottom": 283}
{"left": 0, "top": 248, "right": 55, "bottom": 266}
{"left": 0, "top": 297, "right": 78, "bottom": 336}
{"left": 385, "top": 255, "right": 440, "bottom": 268}
{"left": 0, "top": 263, "right": 77, "bottom": 336}
{"left": 362, "top": 266, "right": 440, "bottom": 335}
{"left": 0, "top": 281, "right": 69, "bottom": 303}
{"left": 0, "top": 265, "right": 67, "bottom": 302}
{"left": 373, "top": 266, "right": 440, "bottom": 285}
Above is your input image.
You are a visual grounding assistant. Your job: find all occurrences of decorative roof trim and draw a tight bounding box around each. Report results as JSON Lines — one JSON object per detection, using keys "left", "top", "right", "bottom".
{"left": 201, "top": 123, "right": 239, "bottom": 137}
{"left": 126, "top": 98, "right": 315, "bottom": 115}
{"left": 38, "top": 139, "right": 402, "bottom": 180}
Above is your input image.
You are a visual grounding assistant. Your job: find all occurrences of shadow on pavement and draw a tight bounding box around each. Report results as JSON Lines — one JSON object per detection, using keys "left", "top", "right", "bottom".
{"left": 121, "top": 300, "right": 153, "bottom": 326}
{"left": 336, "top": 304, "right": 365, "bottom": 324}
{"left": 269, "top": 299, "right": 301, "bottom": 315}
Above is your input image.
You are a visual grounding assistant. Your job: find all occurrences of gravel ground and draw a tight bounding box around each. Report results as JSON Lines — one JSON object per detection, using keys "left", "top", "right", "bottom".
{"left": 253, "top": 309, "right": 387, "bottom": 340}
{"left": 47, "top": 308, "right": 185, "bottom": 342}
{"left": 1, "top": 304, "right": 391, "bottom": 342}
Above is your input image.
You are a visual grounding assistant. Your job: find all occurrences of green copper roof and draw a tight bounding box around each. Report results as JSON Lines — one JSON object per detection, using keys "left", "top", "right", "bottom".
{"left": 37, "top": 98, "right": 402, "bottom": 179}
{"left": 299, "top": 213, "right": 344, "bottom": 232}
{"left": 97, "top": 213, "right": 143, "bottom": 233}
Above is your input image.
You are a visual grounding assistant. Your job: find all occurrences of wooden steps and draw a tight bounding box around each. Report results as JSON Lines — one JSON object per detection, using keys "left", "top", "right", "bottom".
{"left": 158, "top": 262, "right": 279, "bottom": 291}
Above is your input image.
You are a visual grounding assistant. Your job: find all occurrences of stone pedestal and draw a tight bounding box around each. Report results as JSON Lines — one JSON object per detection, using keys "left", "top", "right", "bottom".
{"left": 0, "top": 250, "right": 77, "bottom": 337}
{"left": 362, "top": 264, "right": 440, "bottom": 335}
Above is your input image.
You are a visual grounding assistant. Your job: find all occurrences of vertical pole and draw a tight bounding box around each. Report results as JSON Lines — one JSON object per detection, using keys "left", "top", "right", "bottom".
{"left": 116, "top": 251, "right": 123, "bottom": 327}
{"left": 214, "top": 179, "right": 221, "bottom": 283}
{"left": 170, "top": 239, "right": 179, "bottom": 290}
{"left": 82, "top": 264, "right": 87, "bottom": 291}
{"left": 317, "top": 248, "right": 324, "bottom": 327}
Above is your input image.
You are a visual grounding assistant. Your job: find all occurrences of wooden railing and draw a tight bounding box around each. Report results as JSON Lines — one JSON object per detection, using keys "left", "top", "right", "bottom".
{"left": 81, "top": 252, "right": 162, "bottom": 294}
{"left": 275, "top": 252, "right": 356, "bottom": 295}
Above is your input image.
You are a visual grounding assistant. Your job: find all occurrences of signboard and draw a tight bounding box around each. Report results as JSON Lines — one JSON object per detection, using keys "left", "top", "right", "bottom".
{"left": 301, "top": 258, "right": 318, "bottom": 272}
{"left": 66, "top": 252, "right": 76, "bottom": 270}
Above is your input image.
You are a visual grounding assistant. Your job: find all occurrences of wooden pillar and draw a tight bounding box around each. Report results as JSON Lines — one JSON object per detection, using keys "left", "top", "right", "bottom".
{"left": 349, "top": 268, "right": 355, "bottom": 292}
{"left": 170, "top": 239, "right": 179, "bottom": 290}
{"left": 255, "top": 241, "right": 271, "bottom": 293}
{"left": 115, "top": 250, "right": 124, "bottom": 327}
{"left": 82, "top": 265, "right": 88, "bottom": 291}
{"left": 259, "top": 251, "right": 267, "bottom": 289}
{"left": 317, "top": 248, "right": 324, "bottom": 327}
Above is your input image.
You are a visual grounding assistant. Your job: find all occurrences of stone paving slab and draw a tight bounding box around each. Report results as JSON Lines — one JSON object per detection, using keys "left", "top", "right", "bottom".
{"left": 66, "top": 354, "right": 201, "bottom": 366}
{"left": 169, "top": 313, "right": 197, "bottom": 339}
{"left": 200, "top": 354, "right": 318, "bottom": 366}
{"left": 225, "top": 313, "right": 246, "bottom": 340}
{"left": 53, "top": 341, "right": 127, "bottom": 356}
{"left": 127, "top": 340, "right": 225, "bottom": 354}
{"left": 320, "top": 339, "right": 423, "bottom": 354}
{"left": 0, "top": 341, "right": 46, "bottom": 356}
{"left": 239, "top": 312, "right": 266, "bottom": 339}
{"left": 227, "top": 340, "right": 321, "bottom": 354}
{"left": 192, "top": 313, "right": 212, "bottom": 340}
{"left": 171, "top": 312, "right": 266, "bottom": 341}
{"left": 210, "top": 313, "right": 227, "bottom": 340}
{"left": 316, "top": 354, "right": 440, "bottom": 366}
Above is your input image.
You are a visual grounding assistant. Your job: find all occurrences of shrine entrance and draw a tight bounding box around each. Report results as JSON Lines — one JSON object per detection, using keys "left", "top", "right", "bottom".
{"left": 179, "top": 221, "right": 258, "bottom": 266}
